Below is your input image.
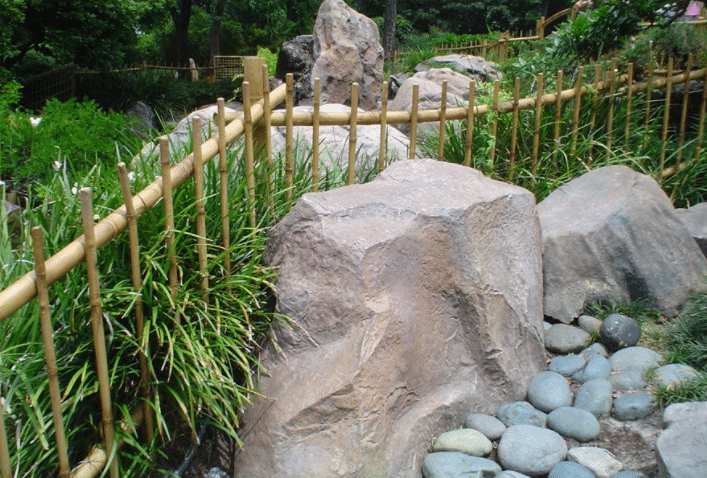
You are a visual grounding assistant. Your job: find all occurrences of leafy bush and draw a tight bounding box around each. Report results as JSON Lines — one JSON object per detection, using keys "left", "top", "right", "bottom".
{"left": 620, "top": 22, "right": 707, "bottom": 73}
{"left": 258, "top": 46, "right": 279, "bottom": 77}
{"left": 665, "top": 288, "right": 707, "bottom": 371}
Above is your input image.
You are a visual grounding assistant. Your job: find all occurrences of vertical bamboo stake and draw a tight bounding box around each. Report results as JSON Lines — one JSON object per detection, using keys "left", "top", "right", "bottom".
{"left": 115, "top": 164, "right": 153, "bottom": 445}
{"left": 379, "top": 81, "right": 388, "bottom": 173}
{"left": 312, "top": 78, "right": 321, "bottom": 191}
{"left": 489, "top": 80, "right": 500, "bottom": 164}
{"left": 160, "top": 138, "right": 179, "bottom": 325}
{"left": 678, "top": 53, "right": 693, "bottom": 160}
{"left": 438, "top": 80, "right": 448, "bottom": 160}
{"left": 589, "top": 63, "right": 602, "bottom": 150}
{"left": 571, "top": 66, "right": 585, "bottom": 156}
{"left": 643, "top": 57, "right": 655, "bottom": 150}
{"left": 80, "top": 188, "right": 118, "bottom": 478}
{"left": 285, "top": 74, "right": 294, "bottom": 202}
{"left": 482, "top": 40, "right": 488, "bottom": 57}
{"left": 694, "top": 55, "right": 707, "bottom": 162}
{"left": 625, "top": 63, "right": 634, "bottom": 148}
{"left": 553, "top": 69, "right": 564, "bottom": 162}
{"left": 242, "top": 82, "right": 257, "bottom": 229}
{"left": 409, "top": 83, "right": 419, "bottom": 159}
{"left": 0, "top": 412, "right": 9, "bottom": 478}
{"left": 192, "top": 117, "right": 209, "bottom": 302}
{"left": 532, "top": 73, "right": 544, "bottom": 173}
{"left": 509, "top": 77, "right": 521, "bottom": 176}
{"left": 464, "top": 80, "right": 476, "bottom": 167}
{"left": 660, "top": 57, "right": 674, "bottom": 174}
{"left": 261, "top": 65, "right": 274, "bottom": 209}
{"left": 31, "top": 227, "right": 70, "bottom": 478}
{"left": 216, "top": 98, "right": 232, "bottom": 282}
{"left": 607, "top": 68, "right": 617, "bottom": 150}
{"left": 347, "top": 82, "right": 359, "bottom": 185}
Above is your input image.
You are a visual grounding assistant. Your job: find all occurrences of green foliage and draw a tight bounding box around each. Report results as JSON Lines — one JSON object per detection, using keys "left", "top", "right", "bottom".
{"left": 620, "top": 23, "right": 707, "bottom": 73}
{"left": 258, "top": 46, "right": 279, "bottom": 77}
{"left": 665, "top": 288, "right": 707, "bottom": 371}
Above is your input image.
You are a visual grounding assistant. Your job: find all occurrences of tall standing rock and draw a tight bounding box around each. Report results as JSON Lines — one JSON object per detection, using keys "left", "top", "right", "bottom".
{"left": 312, "top": 0, "right": 384, "bottom": 110}
{"left": 233, "top": 159, "right": 546, "bottom": 478}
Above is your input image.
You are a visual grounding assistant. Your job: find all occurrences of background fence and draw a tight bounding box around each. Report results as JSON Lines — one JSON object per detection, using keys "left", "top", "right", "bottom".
{"left": 2, "top": 40, "right": 707, "bottom": 478}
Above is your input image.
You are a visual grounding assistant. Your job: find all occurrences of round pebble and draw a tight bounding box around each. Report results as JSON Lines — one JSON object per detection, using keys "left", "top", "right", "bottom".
{"left": 545, "top": 324, "right": 592, "bottom": 354}
{"left": 498, "top": 472, "right": 532, "bottom": 478}
{"left": 580, "top": 342, "right": 609, "bottom": 362}
{"left": 465, "top": 413, "right": 506, "bottom": 441}
{"left": 497, "top": 425, "right": 567, "bottom": 476}
{"left": 422, "top": 452, "right": 501, "bottom": 478}
{"left": 527, "top": 371, "right": 572, "bottom": 413}
{"left": 609, "top": 368, "right": 646, "bottom": 391}
{"left": 547, "top": 407, "right": 601, "bottom": 442}
{"left": 609, "top": 471, "right": 648, "bottom": 478}
{"left": 432, "top": 428, "right": 492, "bottom": 456}
{"left": 572, "top": 355, "right": 611, "bottom": 383}
{"left": 578, "top": 315, "right": 602, "bottom": 335}
{"left": 497, "top": 401, "right": 547, "bottom": 428}
{"left": 600, "top": 313, "right": 641, "bottom": 351}
{"left": 653, "top": 363, "right": 701, "bottom": 389}
{"left": 548, "top": 461, "right": 595, "bottom": 478}
{"left": 550, "top": 355, "right": 587, "bottom": 377}
{"left": 574, "top": 378, "right": 613, "bottom": 417}
{"left": 544, "top": 321, "right": 553, "bottom": 331}
{"left": 609, "top": 347, "right": 661, "bottom": 373}
{"left": 613, "top": 391, "right": 654, "bottom": 421}
{"left": 568, "top": 446, "right": 624, "bottom": 478}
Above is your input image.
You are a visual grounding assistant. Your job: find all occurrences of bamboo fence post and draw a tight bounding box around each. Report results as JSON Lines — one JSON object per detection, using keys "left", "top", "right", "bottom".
{"left": 379, "top": 81, "right": 388, "bottom": 173}
{"left": 571, "top": 66, "right": 585, "bottom": 156}
{"left": 438, "top": 80, "right": 448, "bottom": 160}
{"left": 159, "top": 137, "right": 179, "bottom": 326}
{"left": 242, "top": 82, "right": 257, "bottom": 229}
{"left": 285, "top": 74, "right": 294, "bottom": 202}
{"left": 695, "top": 54, "right": 707, "bottom": 162}
{"left": 192, "top": 117, "right": 210, "bottom": 302}
{"left": 660, "top": 57, "right": 674, "bottom": 174}
{"left": 489, "top": 80, "right": 500, "bottom": 164}
{"left": 347, "top": 82, "right": 359, "bottom": 185}
{"left": 553, "top": 69, "right": 564, "bottom": 162}
{"left": 643, "top": 57, "right": 655, "bottom": 150}
{"left": 464, "top": 80, "right": 476, "bottom": 167}
{"left": 509, "top": 77, "right": 521, "bottom": 176}
{"left": 607, "top": 67, "right": 617, "bottom": 150}
{"left": 115, "top": 163, "right": 153, "bottom": 445}
{"left": 313, "top": 78, "right": 321, "bottom": 191}
{"left": 588, "top": 63, "right": 602, "bottom": 159}
{"left": 532, "top": 73, "right": 544, "bottom": 173}
{"left": 31, "top": 227, "right": 71, "bottom": 478}
{"left": 625, "top": 63, "right": 634, "bottom": 147}
{"left": 0, "top": 412, "right": 9, "bottom": 478}
{"left": 482, "top": 40, "right": 488, "bottom": 58}
{"left": 409, "top": 83, "right": 419, "bottom": 159}
{"left": 79, "top": 188, "right": 119, "bottom": 478}
{"left": 216, "top": 98, "right": 232, "bottom": 282}
{"left": 678, "top": 53, "right": 694, "bottom": 160}
{"left": 261, "top": 65, "right": 274, "bottom": 209}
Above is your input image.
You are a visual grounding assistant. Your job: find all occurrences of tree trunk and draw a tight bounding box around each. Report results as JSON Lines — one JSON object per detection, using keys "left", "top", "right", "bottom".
{"left": 383, "top": 0, "right": 397, "bottom": 61}
{"left": 170, "top": 0, "right": 193, "bottom": 76}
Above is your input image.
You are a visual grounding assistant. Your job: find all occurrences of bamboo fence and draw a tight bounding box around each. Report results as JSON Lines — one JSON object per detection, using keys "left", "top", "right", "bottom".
{"left": 1, "top": 50, "right": 707, "bottom": 477}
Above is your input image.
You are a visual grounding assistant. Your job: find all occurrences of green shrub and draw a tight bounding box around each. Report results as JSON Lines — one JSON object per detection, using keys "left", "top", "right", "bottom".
{"left": 620, "top": 23, "right": 707, "bottom": 73}
{"left": 665, "top": 288, "right": 707, "bottom": 371}
{"left": 258, "top": 46, "right": 279, "bottom": 77}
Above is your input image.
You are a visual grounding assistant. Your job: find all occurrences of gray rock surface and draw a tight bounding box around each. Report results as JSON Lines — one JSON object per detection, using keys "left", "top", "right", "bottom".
{"left": 538, "top": 165, "right": 707, "bottom": 322}
{"left": 527, "top": 371, "right": 572, "bottom": 413}
{"left": 499, "top": 472, "right": 532, "bottom": 478}
{"left": 568, "top": 447, "right": 624, "bottom": 478}
{"left": 233, "top": 159, "right": 545, "bottom": 478}
{"left": 609, "top": 368, "right": 647, "bottom": 391}
{"left": 497, "top": 401, "right": 548, "bottom": 428}
{"left": 653, "top": 364, "right": 701, "bottom": 390}
{"left": 656, "top": 401, "right": 707, "bottom": 478}
{"left": 431, "top": 429, "right": 492, "bottom": 456}
{"left": 414, "top": 54, "right": 502, "bottom": 82}
{"left": 675, "top": 202, "right": 707, "bottom": 257}
{"left": 312, "top": 0, "right": 383, "bottom": 110}
{"left": 574, "top": 378, "right": 613, "bottom": 417}
{"left": 548, "top": 461, "right": 595, "bottom": 478}
{"left": 276, "top": 35, "right": 315, "bottom": 104}
{"left": 613, "top": 392, "right": 654, "bottom": 421}
{"left": 600, "top": 314, "right": 641, "bottom": 351}
{"left": 545, "top": 324, "right": 592, "bottom": 354}
{"left": 581, "top": 343, "right": 609, "bottom": 361}
{"left": 547, "top": 407, "right": 601, "bottom": 442}
{"left": 609, "top": 472, "right": 648, "bottom": 478}
{"left": 498, "top": 425, "right": 568, "bottom": 477}
{"left": 549, "top": 354, "right": 587, "bottom": 377}
{"left": 422, "top": 452, "right": 502, "bottom": 478}
{"left": 465, "top": 413, "right": 506, "bottom": 441}
{"left": 609, "top": 347, "right": 661, "bottom": 373}
{"left": 572, "top": 356, "right": 611, "bottom": 384}
{"left": 578, "top": 315, "right": 602, "bottom": 336}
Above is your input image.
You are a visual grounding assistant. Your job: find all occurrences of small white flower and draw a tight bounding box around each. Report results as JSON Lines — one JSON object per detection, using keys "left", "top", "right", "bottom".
{"left": 93, "top": 214, "right": 100, "bottom": 221}
{"left": 128, "top": 171, "right": 135, "bottom": 181}
{"left": 0, "top": 180, "right": 5, "bottom": 187}
{"left": 29, "top": 117, "right": 42, "bottom": 127}
{"left": 53, "top": 160, "right": 62, "bottom": 170}
{"left": 71, "top": 183, "right": 78, "bottom": 195}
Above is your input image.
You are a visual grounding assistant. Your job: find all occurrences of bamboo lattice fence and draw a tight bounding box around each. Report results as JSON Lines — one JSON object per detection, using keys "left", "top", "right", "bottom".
{"left": 1, "top": 49, "right": 707, "bottom": 477}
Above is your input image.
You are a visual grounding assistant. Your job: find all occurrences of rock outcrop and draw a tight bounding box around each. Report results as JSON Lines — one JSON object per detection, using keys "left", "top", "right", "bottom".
{"left": 276, "top": 35, "right": 315, "bottom": 104}
{"left": 675, "top": 202, "right": 707, "bottom": 257}
{"left": 233, "top": 159, "right": 546, "bottom": 478}
{"left": 656, "top": 402, "right": 707, "bottom": 478}
{"left": 414, "top": 54, "right": 502, "bottom": 83}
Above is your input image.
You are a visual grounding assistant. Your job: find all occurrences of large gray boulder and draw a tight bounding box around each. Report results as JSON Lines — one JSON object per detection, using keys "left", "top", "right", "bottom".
{"left": 675, "top": 202, "right": 707, "bottom": 257}
{"left": 414, "top": 54, "right": 502, "bottom": 83}
{"left": 657, "top": 402, "right": 707, "bottom": 478}
{"left": 312, "top": 0, "right": 384, "bottom": 110}
{"left": 234, "top": 159, "right": 546, "bottom": 478}
{"left": 276, "top": 34, "right": 315, "bottom": 104}
{"left": 538, "top": 165, "right": 707, "bottom": 323}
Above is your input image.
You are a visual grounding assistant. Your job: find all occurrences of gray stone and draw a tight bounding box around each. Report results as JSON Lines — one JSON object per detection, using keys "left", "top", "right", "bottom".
{"left": 543, "top": 321, "right": 553, "bottom": 330}
{"left": 528, "top": 371, "right": 573, "bottom": 413}
{"left": 609, "top": 368, "right": 647, "bottom": 391}
{"left": 653, "top": 363, "right": 701, "bottom": 390}
{"left": 600, "top": 313, "right": 642, "bottom": 351}
{"left": 538, "top": 165, "right": 707, "bottom": 322}
{"left": 464, "top": 413, "right": 506, "bottom": 441}
{"left": 276, "top": 35, "right": 314, "bottom": 104}
{"left": 657, "top": 402, "right": 707, "bottom": 478}
{"left": 203, "top": 468, "right": 230, "bottom": 478}
{"left": 233, "top": 160, "right": 546, "bottom": 478}
{"left": 548, "top": 461, "right": 595, "bottom": 478}
{"left": 498, "top": 472, "right": 532, "bottom": 478}
{"left": 609, "top": 347, "right": 662, "bottom": 373}
{"left": 609, "top": 472, "right": 648, "bottom": 478}
{"left": 312, "top": 0, "right": 383, "bottom": 110}
{"left": 675, "top": 202, "right": 707, "bottom": 257}
{"left": 578, "top": 315, "right": 602, "bottom": 335}
{"left": 414, "top": 54, "right": 502, "bottom": 82}
{"left": 545, "top": 324, "right": 592, "bottom": 354}
{"left": 572, "top": 355, "right": 611, "bottom": 383}
{"left": 568, "top": 447, "right": 624, "bottom": 478}
{"left": 422, "top": 452, "right": 502, "bottom": 478}
{"left": 580, "top": 342, "right": 609, "bottom": 361}
{"left": 497, "top": 401, "right": 548, "bottom": 428}
{"left": 549, "top": 355, "right": 587, "bottom": 377}
{"left": 574, "top": 378, "right": 613, "bottom": 417}
{"left": 547, "top": 407, "right": 601, "bottom": 442}
{"left": 613, "top": 391, "right": 654, "bottom": 421}
{"left": 432, "top": 429, "right": 492, "bottom": 457}
{"left": 498, "top": 425, "right": 568, "bottom": 477}
{"left": 126, "top": 101, "right": 159, "bottom": 132}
